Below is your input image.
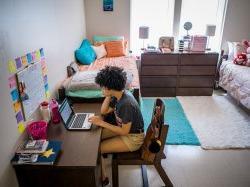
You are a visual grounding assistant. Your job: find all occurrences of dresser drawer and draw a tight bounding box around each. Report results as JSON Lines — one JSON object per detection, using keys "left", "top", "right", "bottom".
{"left": 141, "top": 54, "right": 178, "bottom": 65}
{"left": 141, "top": 76, "right": 177, "bottom": 87}
{"left": 176, "top": 88, "right": 213, "bottom": 96}
{"left": 179, "top": 76, "right": 214, "bottom": 87}
{"left": 180, "top": 66, "right": 216, "bottom": 75}
{"left": 180, "top": 54, "right": 218, "bottom": 65}
{"left": 141, "top": 88, "right": 176, "bottom": 97}
{"left": 141, "top": 66, "right": 178, "bottom": 75}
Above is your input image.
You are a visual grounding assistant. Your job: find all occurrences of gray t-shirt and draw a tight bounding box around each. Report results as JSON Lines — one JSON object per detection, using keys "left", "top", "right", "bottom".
{"left": 110, "top": 91, "right": 144, "bottom": 133}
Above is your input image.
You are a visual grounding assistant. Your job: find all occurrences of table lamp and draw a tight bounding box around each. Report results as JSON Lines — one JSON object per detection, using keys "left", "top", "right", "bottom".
{"left": 206, "top": 24, "right": 216, "bottom": 50}
{"left": 139, "top": 26, "right": 149, "bottom": 50}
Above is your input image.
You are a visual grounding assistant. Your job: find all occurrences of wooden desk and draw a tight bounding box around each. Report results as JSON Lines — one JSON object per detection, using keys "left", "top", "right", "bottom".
{"left": 13, "top": 103, "right": 103, "bottom": 187}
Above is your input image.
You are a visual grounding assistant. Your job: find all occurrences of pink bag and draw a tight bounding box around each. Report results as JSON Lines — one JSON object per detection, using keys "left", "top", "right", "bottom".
{"left": 27, "top": 121, "right": 48, "bottom": 140}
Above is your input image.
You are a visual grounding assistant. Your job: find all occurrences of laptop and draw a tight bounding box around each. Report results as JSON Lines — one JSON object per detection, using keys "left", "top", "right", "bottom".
{"left": 59, "top": 99, "right": 94, "bottom": 130}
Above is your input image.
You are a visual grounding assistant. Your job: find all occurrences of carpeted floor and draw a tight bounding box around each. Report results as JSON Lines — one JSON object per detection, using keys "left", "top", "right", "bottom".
{"left": 178, "top": 95, "right": 250, "bottom": 149}
{"left": 141, "top": 98, "right": 200, "bottom": 145}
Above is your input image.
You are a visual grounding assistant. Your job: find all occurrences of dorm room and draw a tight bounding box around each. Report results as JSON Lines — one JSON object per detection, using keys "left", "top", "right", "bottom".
{"left": 1, "top": 0, "right": 250, "bottom": 187}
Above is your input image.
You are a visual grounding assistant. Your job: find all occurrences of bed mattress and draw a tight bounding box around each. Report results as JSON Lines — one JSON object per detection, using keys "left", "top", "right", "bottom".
{"left": 64, "top": 56, "right": 140, "bottom": 99}
{"left": 219, "top": 60, "right": 250, "bottom": 109}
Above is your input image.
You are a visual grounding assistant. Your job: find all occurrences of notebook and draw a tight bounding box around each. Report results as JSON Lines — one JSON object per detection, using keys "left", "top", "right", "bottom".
{"left": 59, "top": 99, "right": 94, "bottom": 130}
{"left": 12, "top": 141, "right": 62, "bottom": 165}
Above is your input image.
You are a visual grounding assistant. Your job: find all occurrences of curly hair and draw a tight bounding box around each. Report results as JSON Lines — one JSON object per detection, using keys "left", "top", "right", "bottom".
{"left": 95, "top": 66, "right": 127, "bottom": 91}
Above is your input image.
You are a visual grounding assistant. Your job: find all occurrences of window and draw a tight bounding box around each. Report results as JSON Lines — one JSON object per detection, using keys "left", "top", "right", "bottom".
{"left": 130, "top": 0, "right": 227, "bottom": 53}
{"left": 130, "top": 0, "right": 175, "bottom": 54}
{"left": 179, "top": 0, "right": 227, "bottom": 50}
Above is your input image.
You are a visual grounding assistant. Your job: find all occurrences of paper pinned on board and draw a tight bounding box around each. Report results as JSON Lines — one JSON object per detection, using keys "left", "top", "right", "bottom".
{"left": 40, "top": 48, "right": 44, "bottom": 57}
{"left": 8, "top": 75, "right": 17, "bottom": 89}
{"left": 45, "top": 90, "right": 50, "bottom": 99}
{"left": 11, "top": 89, "right": 19, "bottom": 101}
{"left": 21, "top": 56, "right": 28, "bottom": 66}
{"left": 16, "top": 111, "right": 24, "bottom": 123}
{"left": 13, "top": 101, "right": 21, "bottom": 113}
{"left": 36, "top": 50, "right": 41, "bottom": 61}
{"left": 31, "top": 51, "right": 37, "bottom": 62}
{"left": 8, "top": 60, "right": 16, "bottom": 73}
{"left": 18, "top": 122, "right": 25, "bottom": 134}
{"left": 26, "top": 53, "right": 33, "bottom": 64}
{"left": 15, "top": 57, "right": 22, "bottom": 69}
{"left": 43, "top": 75, "right": 48, "bottom": 85}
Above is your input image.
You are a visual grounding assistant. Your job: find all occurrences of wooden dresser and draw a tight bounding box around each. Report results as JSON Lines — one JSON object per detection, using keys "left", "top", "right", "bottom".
{"left": 140, "top": 52, "right": 219, "bottom": 96}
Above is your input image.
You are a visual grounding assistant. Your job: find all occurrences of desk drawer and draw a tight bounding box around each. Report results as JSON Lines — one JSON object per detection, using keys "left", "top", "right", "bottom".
{"left": 180, "top": 66, "right": 216, "bottom": 75}
{"left": 142, "top": 54, "right": 178, "bottom": 65}
{"left": 179, "top": 76, "right": 214, "bottom": 87}
{"left": 141, "top": 88, "right": 176, "bottom": 97}
{"left": 141, "top": 66, "right": 178, "bottom": 75}
{"left": 141, "top": 76, "right": 177, "bottom": 87}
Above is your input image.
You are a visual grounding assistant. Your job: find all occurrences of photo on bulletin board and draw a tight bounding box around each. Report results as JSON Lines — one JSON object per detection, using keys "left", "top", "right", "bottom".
{"left": 103, "top": 0, "right": 113, "bottom": 11}
{"left": 16, "top": 61, "right": 46, "bottom": 120}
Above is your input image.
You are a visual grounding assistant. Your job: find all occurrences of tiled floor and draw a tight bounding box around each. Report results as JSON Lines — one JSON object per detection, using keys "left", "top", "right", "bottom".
{"left": 104, "top": 91, "right": 250, "bottom": 187}
{"left": 105, "top": 145, "right": 250, "bottom": 187}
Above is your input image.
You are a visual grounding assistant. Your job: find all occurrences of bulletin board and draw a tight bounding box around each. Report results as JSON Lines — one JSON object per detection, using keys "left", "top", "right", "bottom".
{"left": 16, "top": 61, "right": 46, "bottom": 120}
{"left": 7, "top": 48, "right": 49, "bottom": 133}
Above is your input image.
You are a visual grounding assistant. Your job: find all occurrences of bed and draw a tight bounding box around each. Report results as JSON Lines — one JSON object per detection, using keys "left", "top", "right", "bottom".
{"left": 60, "top": 56, "right": 140, "bottom": 103}
{"left": 219, "top": 59, "right": 250, "bottom": 110}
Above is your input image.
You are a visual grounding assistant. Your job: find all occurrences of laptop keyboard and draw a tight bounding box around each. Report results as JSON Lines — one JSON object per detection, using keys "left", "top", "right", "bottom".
{"left": 71, "top": 114, "right": 87, "bottom": 128}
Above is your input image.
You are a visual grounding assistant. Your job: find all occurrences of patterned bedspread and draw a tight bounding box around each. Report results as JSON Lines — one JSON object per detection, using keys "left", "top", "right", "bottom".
{"left": 219, "top": 60, "right": 250, "bottom": 109}
{"left": 79, "top": 56, "right": 139, "bottom": 88}
{"left": 63, "top": 56, "right": 140, "bottom": 92}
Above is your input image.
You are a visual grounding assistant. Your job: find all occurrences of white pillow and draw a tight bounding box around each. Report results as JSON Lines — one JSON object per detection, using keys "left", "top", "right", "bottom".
{"left": 91, "top": 44, "right": 107, "bottom": 59}
{"left": 227, "top": 41, "right": 234, "bottom": 60}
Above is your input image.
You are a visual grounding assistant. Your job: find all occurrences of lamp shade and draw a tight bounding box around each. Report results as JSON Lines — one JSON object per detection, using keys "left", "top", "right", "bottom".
{"left": 139, "top": 26, "right": 149, "bottom": 39}
{"left": 206, "top": 25, "right": 216, "bottom": 36}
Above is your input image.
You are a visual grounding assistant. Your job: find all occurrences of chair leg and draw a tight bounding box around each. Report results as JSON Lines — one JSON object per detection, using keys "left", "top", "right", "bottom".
{"left": 141, "top": 165, "right": 149, "bottom": 187}
{"left": 112, "top": 158, "right": 119, "bottom": 187}
{"left": 154, "top": 162, "right": 173, "bottom": 187}
{"left": 161, "top": 153, "right": 166, "bottom": 159}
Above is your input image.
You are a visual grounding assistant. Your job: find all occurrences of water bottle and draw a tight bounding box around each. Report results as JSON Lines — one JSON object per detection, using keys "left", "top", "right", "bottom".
{"left": 40, "top": 101, "right": 51, "bottom": 123}
{"left": 50, "top": 99, "right": 60, "bottom": 124}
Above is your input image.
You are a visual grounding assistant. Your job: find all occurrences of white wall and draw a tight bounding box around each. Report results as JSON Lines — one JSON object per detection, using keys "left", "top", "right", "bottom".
{"left": 84, "top": 0, "right": 130, "bottom": 43}
{"left": 221, "top": 0, "right": 250, "bottom": 51}
{"left": 0, "top": 0, "right": 86, "bottom": 186}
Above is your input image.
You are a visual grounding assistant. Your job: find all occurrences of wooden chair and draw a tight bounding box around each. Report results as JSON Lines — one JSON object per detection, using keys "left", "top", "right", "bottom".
{"left": 112, "top": 98, "right": 173, "bottom": 187}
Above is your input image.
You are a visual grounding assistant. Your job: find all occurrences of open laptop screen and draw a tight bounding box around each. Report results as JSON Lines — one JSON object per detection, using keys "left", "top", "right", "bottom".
{"left": 60, "top": 100, "right": 73, "bottom": 124}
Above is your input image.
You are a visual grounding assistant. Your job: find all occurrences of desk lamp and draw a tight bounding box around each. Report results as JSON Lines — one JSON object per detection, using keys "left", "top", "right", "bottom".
{"left": 139, "top": 26, "right": 149, "bottom": 50}
{"left": 206, "top": 24, "right": 216, "bottom": 50}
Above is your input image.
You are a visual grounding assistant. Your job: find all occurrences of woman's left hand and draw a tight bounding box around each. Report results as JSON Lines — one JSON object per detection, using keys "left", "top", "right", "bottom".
{"left": 88, "top": 115, "right": 104, "bottom": 127}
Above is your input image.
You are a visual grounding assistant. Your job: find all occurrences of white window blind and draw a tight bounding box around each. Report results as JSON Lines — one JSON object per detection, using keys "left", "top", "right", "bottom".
{"left": 179, "top": 0, "right": 227, "bottom": 51}
{"left": 130, "top": 0, "right": 175, "bottom": 54}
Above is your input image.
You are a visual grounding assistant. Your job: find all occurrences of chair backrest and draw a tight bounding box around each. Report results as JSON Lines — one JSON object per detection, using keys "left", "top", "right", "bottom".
{"left": 141, "top": 98, "right": 169, "bottom": 163}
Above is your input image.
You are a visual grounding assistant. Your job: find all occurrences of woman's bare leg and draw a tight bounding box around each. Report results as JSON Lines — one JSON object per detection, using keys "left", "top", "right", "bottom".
{"left": 101, "top": 136, "right": 130, "bottom": 180}
{"left": 102, "top": 128, "right": 117, "bottom": 140}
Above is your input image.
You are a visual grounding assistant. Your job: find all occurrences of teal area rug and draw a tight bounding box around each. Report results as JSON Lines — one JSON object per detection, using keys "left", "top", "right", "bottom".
{"left": 141, "top": 98, "right": 200, "bottom": 145}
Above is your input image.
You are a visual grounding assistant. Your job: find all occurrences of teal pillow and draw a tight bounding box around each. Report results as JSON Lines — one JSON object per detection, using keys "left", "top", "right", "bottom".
{"left": 93, "top": 35, "right": 124, "bottom": 42}
{"left": 75, "top": 39, "right": 96, "bottom": 65}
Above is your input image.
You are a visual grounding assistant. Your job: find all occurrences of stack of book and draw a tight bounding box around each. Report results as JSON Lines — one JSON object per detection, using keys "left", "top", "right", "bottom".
{"left": 12, "top": 140, "right": 62, "bottom": 165}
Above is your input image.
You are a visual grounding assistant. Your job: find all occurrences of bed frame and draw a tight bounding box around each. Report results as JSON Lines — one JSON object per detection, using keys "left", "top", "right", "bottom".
{"left": 58, "top": 65, "right": 141, "bottom": 104}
